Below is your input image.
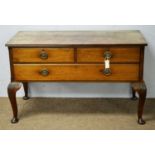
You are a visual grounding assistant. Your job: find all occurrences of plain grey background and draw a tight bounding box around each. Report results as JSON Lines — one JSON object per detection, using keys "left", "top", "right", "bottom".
{"left": 0, "top": 25, "right": 154, "bottom": 98}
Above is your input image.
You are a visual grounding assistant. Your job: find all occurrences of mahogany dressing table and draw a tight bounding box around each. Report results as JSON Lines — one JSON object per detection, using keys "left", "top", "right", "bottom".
{"left": 6, "top": 31, "right": 147, "bottom": 124}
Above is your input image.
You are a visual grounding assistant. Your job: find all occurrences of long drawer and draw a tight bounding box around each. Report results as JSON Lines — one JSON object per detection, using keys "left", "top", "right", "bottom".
{"left": 13, "top": 64, "right": 139, "bottom": 81}
{"left": 77, "top": 47, "right": 140, "bottom": 63}
{"left": 12, "top": 48, "right": 74, "bottom": 63}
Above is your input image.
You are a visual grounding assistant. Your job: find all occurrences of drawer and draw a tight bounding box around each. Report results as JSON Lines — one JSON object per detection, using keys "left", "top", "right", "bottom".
{"left": 14, "top": 64, "right": 139, "bottom": 81}
{"left": 77, "top": 47, "right": 140, "bottom": 63}
{"left": 12, "top": 48, "right": 74, "bottom": 63}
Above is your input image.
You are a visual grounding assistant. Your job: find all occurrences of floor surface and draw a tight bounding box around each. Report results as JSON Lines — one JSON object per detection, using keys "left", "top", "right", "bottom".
{"left": 0, "top": 98, "right": 155, "bottom": 130}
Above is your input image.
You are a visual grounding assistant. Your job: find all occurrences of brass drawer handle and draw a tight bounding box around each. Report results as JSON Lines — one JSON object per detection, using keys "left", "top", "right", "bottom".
{"left": 103, "top": 68, "right": 111, "bottom": 76}
{"left": 39, "top": 50, "right": 48, "bottom": 60}
{"left": 103, "top": 50, "right": 112, "bottom": 76}
{"left": 40, "top": 69, "right": 49, "bottom": 76}
{"left": 103, "top": 51, "right": 112, "bottom": 59}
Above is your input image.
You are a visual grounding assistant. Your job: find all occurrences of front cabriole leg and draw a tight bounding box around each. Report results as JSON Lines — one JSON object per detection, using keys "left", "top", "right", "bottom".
{"left": 131, "top": 82, "right": 147, "bottom": 125}
{"left": 7, "top": 82, "right": 22, "bottom": 123}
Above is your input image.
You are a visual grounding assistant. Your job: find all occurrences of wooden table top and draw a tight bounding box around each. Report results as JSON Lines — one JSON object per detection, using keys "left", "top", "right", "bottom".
{"left": 6, "top": 30, "right": 147, "bottom": 47}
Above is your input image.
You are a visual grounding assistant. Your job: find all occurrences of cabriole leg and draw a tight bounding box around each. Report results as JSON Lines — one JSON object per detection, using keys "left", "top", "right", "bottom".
{"left": 131, "top": 82, "right": 147, "bottom": 125}
{"left": 7, "top": 82, "right": 22, "bottom": 123}
{"left": 131, "top": 87, "right": 138, "bottom": 100}
{"left": 23, "top": 82, "right": 30, "bottom": 100}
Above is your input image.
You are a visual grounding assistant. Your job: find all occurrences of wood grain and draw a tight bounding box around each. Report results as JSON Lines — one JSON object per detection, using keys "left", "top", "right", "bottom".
{"left": 77, "top": 47, "right": 140, "bottom": 63}
{"left": 12, "top": 48, "right": 74, "bottom": 63}
{"left": 14, "top": 64, "right": 139, "bottom": 81}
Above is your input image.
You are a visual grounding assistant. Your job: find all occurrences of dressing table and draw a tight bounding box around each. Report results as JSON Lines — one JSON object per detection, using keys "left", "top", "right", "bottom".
{"left": 6, "top": 31, "right": 147, "bottom": 124}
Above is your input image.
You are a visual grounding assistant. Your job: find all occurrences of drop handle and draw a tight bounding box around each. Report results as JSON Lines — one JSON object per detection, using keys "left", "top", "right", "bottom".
{"left": 39, "top": 69, "right": 49, "bottom": 76}
{"left": 39, "top": 50, "right": 48, "bottom": 60}
{"left": 103, "top": 51, "right": 112, "bottom": 59}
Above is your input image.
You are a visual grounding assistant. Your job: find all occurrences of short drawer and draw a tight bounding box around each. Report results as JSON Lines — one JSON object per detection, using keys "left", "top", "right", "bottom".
{"left": 12, "top": 48, "right": 74, "bottom": 63}
{"left": 14, "top": 64, "right": 139, "bottom": 81}
{"left": 77, "top": 47, "right": 140, "bottom": 63}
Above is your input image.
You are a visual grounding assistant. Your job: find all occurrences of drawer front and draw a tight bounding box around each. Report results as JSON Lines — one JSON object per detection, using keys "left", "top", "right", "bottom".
{"left": 14, "top": 64, "right": 139, "bottom": 81}
{"left": 12, "top": 48, "right": 74, "bottom": 63}
{"left": 77, "top": 47, "right": 140, "bottom": 63}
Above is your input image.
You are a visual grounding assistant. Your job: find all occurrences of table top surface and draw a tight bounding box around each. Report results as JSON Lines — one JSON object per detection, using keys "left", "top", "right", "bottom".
{"left": 6, "top": 30, "right": 147, "bottom": 47}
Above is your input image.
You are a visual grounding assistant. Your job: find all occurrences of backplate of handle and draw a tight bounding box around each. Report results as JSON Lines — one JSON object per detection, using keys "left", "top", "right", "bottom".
{"left": 40, "top": 68, "right": 49, "bottom": 76}
{"left": 39, "top": 50, "right": 48, "bottom": 60}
